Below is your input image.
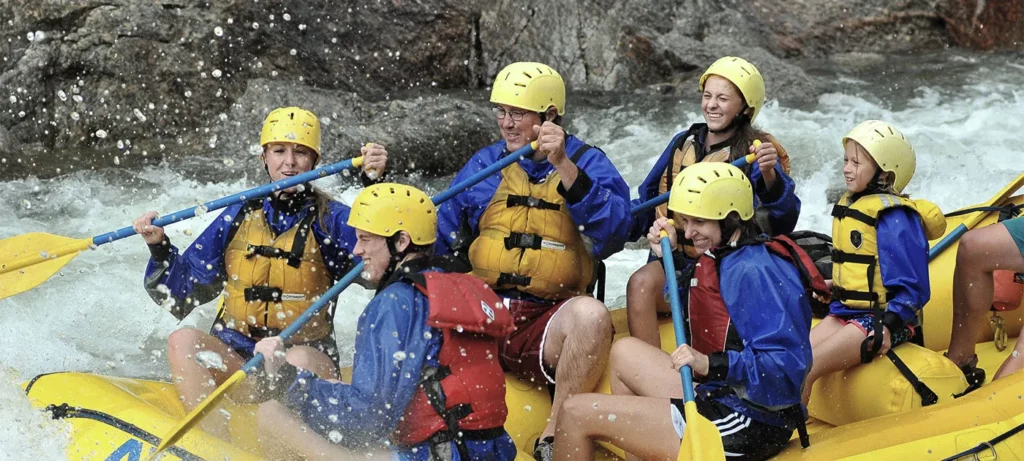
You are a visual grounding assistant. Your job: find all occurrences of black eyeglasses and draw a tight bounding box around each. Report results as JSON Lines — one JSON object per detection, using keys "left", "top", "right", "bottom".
{"left": 493, "top": 107, "right": 530, "bottom": 121}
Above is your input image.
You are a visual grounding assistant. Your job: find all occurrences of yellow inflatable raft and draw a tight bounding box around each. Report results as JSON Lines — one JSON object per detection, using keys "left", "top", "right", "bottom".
{"left": 23, "top": 195, "right": 1024, "bottom": 460}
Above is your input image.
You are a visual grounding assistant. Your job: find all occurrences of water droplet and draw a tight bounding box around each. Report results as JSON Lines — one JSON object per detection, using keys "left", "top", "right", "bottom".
{"left": 212, "top": 69, "right": 223, "bottom": 78}
{"left": 524, "top": 405, "right": 532, "bottom": 412}
{"left": 252, "top": 22, "right": 260, "bottom": 29}
{"left": 328, "top": 430, "right": 343, "bottom": 443}
{"left": 95, "top": 129, "right": 108, "bottom": 139}
{"left": 283, "top": 13, "right": 292, "bottom": 21}
{"left": 289, "top": 49, "right": 297, "bottom": 56}
{"left": 57, "top": 90, "right": 67, "bottom": 101}
{"left": 214, "top": 26, "right": 224, "bottom": 37}
{"left": 133, "top": 108, "right": 146, "bottom": 122}
{"left": 393, "top": 351, "right": 407, "bottom": 361}
{"left": 608, "top": 413, "right": 617, "bottom": 422}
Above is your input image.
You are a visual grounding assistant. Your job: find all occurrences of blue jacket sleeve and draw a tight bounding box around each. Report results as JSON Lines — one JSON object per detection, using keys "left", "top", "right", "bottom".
{"left": 143, "top": 205, "right": 240, "bottom": 319}
{"left": 749, "top": 164, "right": 801, "bottom": 235}
{"left": 876, "top": 208, "right": 930, "bottom": 327}
{"left": 561, "top": 139, "right": 632, "bottom": 260}
{"left": 285, "top": 282, "right": 438, "bottom": 447}
{"left": 713, "top": 246, "right": 813, "bottom": 408}
{"left": 313, "top": 201, "right": 360, "bottom": 280}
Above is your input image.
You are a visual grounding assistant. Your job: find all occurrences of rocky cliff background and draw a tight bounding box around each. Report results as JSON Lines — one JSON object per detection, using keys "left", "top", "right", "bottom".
{"left": 0, "top": 0, "right": 1020, "bottom": 180}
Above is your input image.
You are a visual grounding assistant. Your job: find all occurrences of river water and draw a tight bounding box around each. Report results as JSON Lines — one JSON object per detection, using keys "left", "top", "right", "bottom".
{"left": 0, "top": 50, "right": 1021, "bottom": 459}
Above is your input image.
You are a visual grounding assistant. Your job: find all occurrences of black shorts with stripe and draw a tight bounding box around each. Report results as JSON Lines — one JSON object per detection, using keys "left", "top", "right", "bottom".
{"left": 670, "top": 396, "right": 792, "bottom": 461}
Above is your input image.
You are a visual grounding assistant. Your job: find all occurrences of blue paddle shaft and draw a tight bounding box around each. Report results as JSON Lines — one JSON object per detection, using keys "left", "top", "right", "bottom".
{"left": 432, "top": 142, "right": 536, "bottom": 205}
{"left": 631, "top": 155, "right": 752, "bottom": 216}
{"left": 91, "top": 157, "right": 361, "bottom": 246}
{"left": 928, "top": 223, "right": 967, "bottom": 261}
{"left": 241, "top": 260, "right": 366, "bottom": 373}
{"left": 242, "top": 142, "right": 537, "bottom": 374}
{"left": 661, "top": 234, "right": 696, "bottom": 403}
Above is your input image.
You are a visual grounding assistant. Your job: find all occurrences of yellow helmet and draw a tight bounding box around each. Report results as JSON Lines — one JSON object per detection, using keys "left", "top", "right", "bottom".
{"left": 260, "top": 107, "right": 322, "bottom": 155}
{"left": 347, "top": 183, "right": 437, "bottom": 245}
{"left": 668, "top": 162, "right": 754, "bottom": 220}
{"left": 842, "top": 120, "right": 916, "bottom": 194}
{"left": 699, "top": 57, "right": 766, "bottom": 123}
{"left": 490, "top": 62, "right": 566, "bottom": 115}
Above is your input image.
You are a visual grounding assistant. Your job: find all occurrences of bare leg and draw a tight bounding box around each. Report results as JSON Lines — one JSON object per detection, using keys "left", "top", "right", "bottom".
{"left": 802, "top": 322, "right": 866, "bottom": 405}
{"left": 994, "top": 325, "right": 1024, "bottom": 380}
{"left": 626, "top": 261, "right": 671, "bottom": 347}
{"left": 284, "top": 346, "right": 340, "bottom": 380}
{"left": 256, "top": 401, "right": 390, "bottom": 461}
{"left": 555, "top": 394, "right": 681, "bottom": 461}
{"left": 167, "top": 327, "right": 245, "bottom": 440}
{"left": 948, "top": 225, "right": 1024, "bottom": 366}
{"left": 609, "top": 337, "right": 684, "bottom": 399}
{"left": 541, "top": 297, "right": 613, "bottom": 439}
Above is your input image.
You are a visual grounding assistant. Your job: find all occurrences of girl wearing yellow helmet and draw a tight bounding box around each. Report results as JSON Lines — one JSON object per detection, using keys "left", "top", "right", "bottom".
{"left": 626, "top": 56, "right": 801, "bottom": 349}
{"left": 131, "top": 107, "right": 387, "bottom": 440}
{"left": 803, "top": 120, "right": 946, "bottom": 404}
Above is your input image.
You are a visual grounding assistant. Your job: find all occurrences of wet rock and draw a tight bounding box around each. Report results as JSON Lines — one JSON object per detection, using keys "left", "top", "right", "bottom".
{"left": 940, "top": 0, "right": 1024, "bottom": 50}
{"left": 215, "top": 80, "right": 497, "bottom": 179}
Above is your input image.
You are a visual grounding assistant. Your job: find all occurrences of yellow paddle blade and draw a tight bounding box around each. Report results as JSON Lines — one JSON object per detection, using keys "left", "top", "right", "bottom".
{"left": 677, "top": 400, "right": 725, "bottom": 461}
{"left": 149, "top": 369, "right": 247, "bottom": 459}
{"left": 0, "top": 233, "right": 92, "bottom": 299}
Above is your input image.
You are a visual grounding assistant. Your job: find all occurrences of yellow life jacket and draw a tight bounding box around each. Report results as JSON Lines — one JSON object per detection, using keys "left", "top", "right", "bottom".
{"left": 469, "top": 160, "right": 595, "bottom": 300}
{"left": 222, "top": 201, "right": 333, "bottom": 343}
{"left": 657, "top": 132, "right": 791, "bottom": 256}
{"left": 831, "top": 193, "right": 946, "bottom": 310}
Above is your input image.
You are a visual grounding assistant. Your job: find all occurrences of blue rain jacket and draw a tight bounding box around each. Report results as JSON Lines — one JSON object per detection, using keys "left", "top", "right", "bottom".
{"left": 284, "top": 270, "right": 516, "bottom": 460}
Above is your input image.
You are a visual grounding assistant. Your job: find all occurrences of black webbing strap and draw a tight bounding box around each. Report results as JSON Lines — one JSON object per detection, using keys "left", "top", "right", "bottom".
{"left": 830, "top": 249, "right": 876, "bottom": 265}
{"left": 497, "top": 273, "right": 532, "bottom": 287}
{"left": 504, "top": 232, "right": 543, "bottom": 250}
{"left": 418, "top": 365, "right": 471, "bottom": 461}
{"left": 884, "top": 349, "right": 939, "bottom": 406}
{"left": 831, "top": 204, "right": 877, "bottom": 227}
{"left": 244, "top": 286, "right": 282, "bottom": 303}
{"left": 244, "top": 211, "right": 316, "bottom": 268}
{"left": 506, "top": 195, "right": 560, "bottom": 211}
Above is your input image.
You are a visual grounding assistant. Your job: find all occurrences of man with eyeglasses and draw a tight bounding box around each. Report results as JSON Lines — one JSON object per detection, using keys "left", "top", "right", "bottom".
{"left": 435, "top": 61, "right": 631, "bottom": 461}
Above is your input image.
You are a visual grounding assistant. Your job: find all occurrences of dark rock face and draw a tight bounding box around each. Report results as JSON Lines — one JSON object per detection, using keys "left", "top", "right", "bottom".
{"left": 214, "top": 80, "right": 497, "bottom": 179}
{"left": 0, "top": 0, "right": 1019, "bottom": 180}
{"left": 941, "top": 0, "right": 1024, "bottom": 50}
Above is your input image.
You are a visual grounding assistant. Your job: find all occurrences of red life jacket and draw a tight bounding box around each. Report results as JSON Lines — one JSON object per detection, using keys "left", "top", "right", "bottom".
{"left": 687, "top": 235, "right": 830, "bottom": 358}
{"left": 391, "top": 271, "right": 514, "bottom": 450}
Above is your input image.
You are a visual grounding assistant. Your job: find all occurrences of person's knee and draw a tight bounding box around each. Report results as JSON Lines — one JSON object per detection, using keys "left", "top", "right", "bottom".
{"left": 956, "top": 230, "right": 984, "bottom": 268}
{"left": 284, "top": 346, "right": 319, "bottom": 369}
{"left": 558, "top": 394, "right": 597, "bottom": 427}
{"left": 167, "top": 328, "right": 204, "bottom": 359}
{"left": 567, "top": 298, "right": 613, "bottom": 340}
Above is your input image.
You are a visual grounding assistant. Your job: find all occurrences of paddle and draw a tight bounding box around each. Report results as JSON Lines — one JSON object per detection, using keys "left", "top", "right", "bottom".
{"left": 632, "top": 148, "right": 759, "bottom": 217}
{"left": 659, "top": 227, "right": 726, "bottom": 460}
{"left": 928, "top": 170, "right": 1024, "bottom": 260}
{"left": 0, "top": 156, "right": 366, "bottom": 300}
{"left": 149, "top": 140, "right": 538, "bottom": 458}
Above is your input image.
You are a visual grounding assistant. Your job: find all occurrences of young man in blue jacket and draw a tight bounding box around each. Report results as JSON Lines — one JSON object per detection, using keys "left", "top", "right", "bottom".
{"left": 434, "top": 62, "right": 632, "bottom": 460}
{"left": 252, "top": 183, "right": 517, "bottom": 460}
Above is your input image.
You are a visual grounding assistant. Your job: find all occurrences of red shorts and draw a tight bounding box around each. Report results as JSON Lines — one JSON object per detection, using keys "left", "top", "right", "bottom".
{"left": 498, "top": 297, "right": 578, "bottom": 385}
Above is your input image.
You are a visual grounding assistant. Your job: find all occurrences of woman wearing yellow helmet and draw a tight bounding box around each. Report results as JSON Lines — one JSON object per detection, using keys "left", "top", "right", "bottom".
{"left": 554, "top": 163, "right": 817, "bottom": 461}
{"left": 130, "top": 107, "right": 387, "bottom": 440}
{"left": 803, "top": 120, "right": 946, "bottom": 404}
{"left": 625, "top": 56, "right": 801, "bottom": 349}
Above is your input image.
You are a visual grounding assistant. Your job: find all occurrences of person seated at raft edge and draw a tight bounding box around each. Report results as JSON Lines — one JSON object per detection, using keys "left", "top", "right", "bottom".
{"left": 625, "top": 56, "right": 801, "bottom": 348}
{"left": 250, "top": 183, "right": 517, "bottom": 461}
{"left": 433, "top": 61, "right": 632, "bottom": 461}
{"left": 803, "top": 120, "right": 946, "bottom": 405}
{"left": 946, "top": 194, "right": 1024, "bottom": 391}
{"left": 554, "top": 162, "right": 819, "bottom": 461}
{"left": 132, "top": 107, "right": 388, "bottom": 440}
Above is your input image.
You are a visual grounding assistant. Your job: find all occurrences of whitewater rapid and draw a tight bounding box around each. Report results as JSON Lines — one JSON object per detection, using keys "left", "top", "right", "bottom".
{"left": 1, "top": 51, "right": 1022, "bottom": 459}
